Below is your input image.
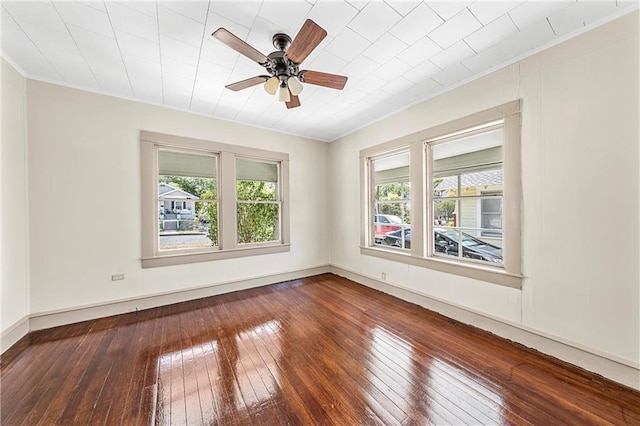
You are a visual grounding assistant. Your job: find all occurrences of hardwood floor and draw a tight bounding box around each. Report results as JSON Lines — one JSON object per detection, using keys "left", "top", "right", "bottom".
{"left": 2, "top": 273, "right": 639, "bottom": 425}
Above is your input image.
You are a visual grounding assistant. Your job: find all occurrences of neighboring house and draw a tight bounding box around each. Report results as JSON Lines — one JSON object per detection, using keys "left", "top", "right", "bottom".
{"left": 434, "top": 169, "right": 503, "bottom": 246}
{"left": 158, "top": 183, "right": 198, "bottom": 219}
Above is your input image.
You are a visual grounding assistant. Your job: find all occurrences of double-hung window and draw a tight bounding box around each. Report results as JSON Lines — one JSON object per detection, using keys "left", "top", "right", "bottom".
{"left": 141, "top": 131, "right": 290, "bottom": 268}
{"left": 361, "top": 101, "right": 522, "bottom": 288}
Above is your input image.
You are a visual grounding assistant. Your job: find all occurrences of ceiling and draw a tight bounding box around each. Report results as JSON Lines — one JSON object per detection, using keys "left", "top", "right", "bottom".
{"left": 2, "top": 1, "right": 636, "bottom": 142}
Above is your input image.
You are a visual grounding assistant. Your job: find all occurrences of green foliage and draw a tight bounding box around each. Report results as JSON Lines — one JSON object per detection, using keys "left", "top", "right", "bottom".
{"left": 236, "top": 181, "right": 278, "bottom": 244}
{"left": 375, "top": 182, "right": 411, "bottom": 224}
{"left": 434, "top": 200, "right": 455, "bottom": 220}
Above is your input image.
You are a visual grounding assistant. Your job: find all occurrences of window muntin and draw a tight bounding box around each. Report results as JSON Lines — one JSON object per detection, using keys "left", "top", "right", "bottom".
{"left": 430, "top": 126, "right": 504, "bottom": 265}
{"left": 236, "top": 159, "right": 281, "bottom": 245}
{"left": 371, "top": 151, "right": 410, "bottom": 249}
{"left": 157, "top": 149, "right": 218, "bottom": 252}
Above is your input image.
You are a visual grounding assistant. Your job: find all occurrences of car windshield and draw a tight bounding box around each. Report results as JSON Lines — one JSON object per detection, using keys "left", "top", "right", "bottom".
{"left": 386, "top": 215, "right": 402, "bottom": 224}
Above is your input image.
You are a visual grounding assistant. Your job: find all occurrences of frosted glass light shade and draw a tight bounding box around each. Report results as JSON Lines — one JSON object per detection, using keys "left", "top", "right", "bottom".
{"left": 278, "top": 85, "right": 291, "bottom": 102}
{"left": 264, "top": 77, "right": 279, "bottom": 95}
{"left": 287, "top": 76, "right": 303, "bottom": 96}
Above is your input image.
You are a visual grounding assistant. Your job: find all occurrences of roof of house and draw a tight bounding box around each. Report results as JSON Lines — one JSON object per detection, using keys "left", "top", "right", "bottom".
{"left": 158, "top": 183, "right": 199, "bottom": 200}
{"left": 435, "top": 169, "right": 503, "bottom": 191}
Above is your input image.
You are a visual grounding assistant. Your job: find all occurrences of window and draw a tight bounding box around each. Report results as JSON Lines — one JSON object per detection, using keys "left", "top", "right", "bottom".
{"left": 430, "top": 126, "right": 504, "bottom": 265}
{"left": 360, "top": 101, "right": 522, "bottom": 288}
{"left": 141, "top": 131, "right": 290, "bottom": 268}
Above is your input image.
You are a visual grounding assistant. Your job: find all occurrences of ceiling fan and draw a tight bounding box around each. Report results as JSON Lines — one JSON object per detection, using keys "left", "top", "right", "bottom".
{"left": 211, "top": 19, "right": 348, "bottom": 109}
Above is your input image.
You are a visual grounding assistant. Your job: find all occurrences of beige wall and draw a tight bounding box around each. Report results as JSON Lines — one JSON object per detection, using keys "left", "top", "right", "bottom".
{"left": 1, "top": 58, "right": 30, "bottom": 346}
{"left": 26, "top": 80, "right": 330, "bottom": 314}
{"left": 330, "top": 12, "right": 639, "bottom": 368}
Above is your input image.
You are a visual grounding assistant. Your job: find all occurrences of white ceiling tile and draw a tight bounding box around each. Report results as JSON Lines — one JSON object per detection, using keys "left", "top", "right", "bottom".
{"left": 162, "top": 55, "right": 198, "bottom": 80}
{"left": 352, "top": 74, "right": 387, "bottom": 92}
{"left": 45, "top": 48, "right": 100, "bottom": 88}
{"left": 431, "top": 63, "right": 473, "bottom": 86}
{"left": 324, "top": 28, "right": 370, "bottom": 62}
{"left": 341, "top": 55, "right": 380, "bottom": 79}
{"left": 403, "top": 59, "right": 440, "bottom": 83}
{"left": 115, "top": 31, "right": 160, "bottom": 63}
{"left": 428, "top": 7, "right": 482, "bottom": 49}
{"left": 461, "top": 43, "right": 509, "bottom": 73}
{"left": 191, "top": 74, "right": 225, "bottom": 108}
{"left": 307, "top": 51, "right": 348, "bottom": 74}
{"left": 79, "top": 2, "right": 107, "bottom": 13}
{"left": 345, "top": 1, "right": 367, "bottom": 11}
{"left": 379, "top": 76, "right": 415, "bottom": 95}
{"left": 362, "top": 33, "right": 406, "bottom": 64}
{"left": 383, "top": 1, "right": 421, "bottom": 17}
{"left": 2, "top": 1, "right": 68, "bottom": 33}
{"left": 209, "top": 1, "right": 261, "bottom": 29}
{"left": 161, "top": 2, "right": 210, "bottom": 24}
{"left": 548, "top": 1, "right": 619, "bottom": 36}
{"left": 115, "top": 1, "right": 157, "bottom": 19}
{"left": 396, "top": 36, "right": 442, "bottom": 67}
{"left": 428, "top": 2, "right": 473, "bottom": 20}
{"left": 160, "top": 36, "right": 200, "bottom": 67}
{"left": 468, "top": 1, "right": 524, "bottom": 26}
{"left": 508, "top": 1, "right": 573, "bottom": 31}
{"left": 498, "top": 17, "right": 555, "bottom": 58}
{"left": 68, "top": 25, "right": 121, "bottom": 61}
{"left": 158, "top": 5, "right": 205, "bottom": 48}
{"left": 389, "top": 3, "right": 444, "bottom": 45}
{"left": 19, "top": 22, "right": 79, "bottom": 55}
{"left": 85, "top": 56, "right": 132, "bottom": 95}
{"left": 429, "top": 40, "right": 475, "bottom": 70}
{"left": 258, "top": 1, "right": 313, "bottom": 36}
{"left": 362, "top": 90, "right": 402, "bottom": 109}
{"left": 197, "top": 60, "right": 233, "bottom": 84}
{"left": 228, "top": 61, "right": 263, "bottom": 85}
{"left": 1, "top": 11, "right": 61, "bottom": 80}
{"left": 53, "top": 2, "right": 114, "bottom": 38}
{"left": 374, "top": 58, "right": 412, "bottom": 82}
{"left": 306, "top": 0, "right": 359, "bottom": 35}
{"left": 123, "top": 54, "right": 163, "bottom": 103}
{"left": 106, "top": 2, "right": 159, "bottom": 43}
{"left": 465, "top": 14, "right": 520, "bottom": 53}
{"left": 347, "top": 2, "right": 402, "bottom": 42}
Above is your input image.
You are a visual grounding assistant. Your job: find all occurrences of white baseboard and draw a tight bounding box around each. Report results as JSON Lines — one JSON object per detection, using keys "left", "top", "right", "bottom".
{"left": 330, "top": 265, "right": 640, "bottom": 391}
{"left": 1, "top": 315, "right": 30, "bottom": 354}
{"left": 27, "top": 265, "right": 330, "bottom": 333}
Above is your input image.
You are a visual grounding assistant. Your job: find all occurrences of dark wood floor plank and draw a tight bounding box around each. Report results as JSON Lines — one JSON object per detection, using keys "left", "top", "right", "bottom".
{"left": 2, "top": 273, "right": 639, "bottom": 426}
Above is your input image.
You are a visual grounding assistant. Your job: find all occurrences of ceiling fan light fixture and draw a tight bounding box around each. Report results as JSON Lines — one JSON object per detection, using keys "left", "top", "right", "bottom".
{"left": 264, "top": 76, "right": 279, "bottom": 95}
{"left": 288, "top": 76, "right": 303, "bottom": 96}
{"left": 278, "top": 84, "right": 291, "bottom": 102}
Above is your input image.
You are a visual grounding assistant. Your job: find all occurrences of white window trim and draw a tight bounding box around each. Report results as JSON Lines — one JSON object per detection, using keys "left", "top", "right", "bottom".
{"left": 360, "top": 100, "right": 522, "bottom": 289}
{"left": 141, "top": 131, "right": 290, "bottom": 268}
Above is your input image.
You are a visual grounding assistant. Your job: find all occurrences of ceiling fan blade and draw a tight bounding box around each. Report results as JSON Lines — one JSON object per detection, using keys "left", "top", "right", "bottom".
{"left": 225, "top": 76, "right": 269, "bottom": 91}
{"left": 286, "top": 94, "right": 301, "bottom": 109}
{"left": 299, "top": 70, "right": 348, "bottom": 90}
{"left": 286, "top": 19, "right": 327, "bottom": 64}
{"left": 212, "top": 28, "right": 268, "bottom": 64}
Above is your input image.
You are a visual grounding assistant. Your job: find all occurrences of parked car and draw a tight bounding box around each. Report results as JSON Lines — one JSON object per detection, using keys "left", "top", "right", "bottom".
{"left": 374, "top": 214, "right": 404, "bottom": 238}
{"left": 434, "top": 228, "right": 502, "bottom": 263}
{"left": 381, "top": 227, "right": 503, "bottom": 264}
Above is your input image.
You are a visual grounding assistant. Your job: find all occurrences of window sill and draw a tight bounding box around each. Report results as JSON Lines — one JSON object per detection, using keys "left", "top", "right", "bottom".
{"left": 142, "top": 243, "right": 290, "bottom": 268}
{"left": 360, "top": 246, "right": 522, "bottom": 289}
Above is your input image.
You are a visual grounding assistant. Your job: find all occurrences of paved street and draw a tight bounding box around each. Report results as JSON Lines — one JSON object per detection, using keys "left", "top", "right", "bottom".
{"left": 160, "top": 233, "right": 211, "bottom": 246}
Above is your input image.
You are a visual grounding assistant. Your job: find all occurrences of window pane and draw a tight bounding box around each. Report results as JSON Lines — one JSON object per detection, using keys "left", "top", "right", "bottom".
{"left": 158, "top": 150, "right": 218, "bottom": 251}
{"left": 430, "top": 126, "right": 504, "bottom": 265}
{"left": 236, "top": 159, "right": 279, "bottom": 202}
{"left": 371, "top": 152, "right": 410, "bottom": 249}
{"left": 159, "top": 201, "right": 217, "bottom": 250}
{"left": 237, "top": 203, "right": 280, "bottom": 244}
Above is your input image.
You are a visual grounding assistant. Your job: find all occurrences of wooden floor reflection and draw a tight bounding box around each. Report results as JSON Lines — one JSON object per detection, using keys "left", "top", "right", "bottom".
{"left": 2, "top": 274, "right": 639, "bottom": 425}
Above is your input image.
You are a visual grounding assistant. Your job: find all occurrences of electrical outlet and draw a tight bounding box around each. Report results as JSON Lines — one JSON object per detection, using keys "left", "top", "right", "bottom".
{"left": 111, "top": 274, "right": 125, "bottom": 281}
{"left": 381, "top": 272, "right": 386, "bottom": 280}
